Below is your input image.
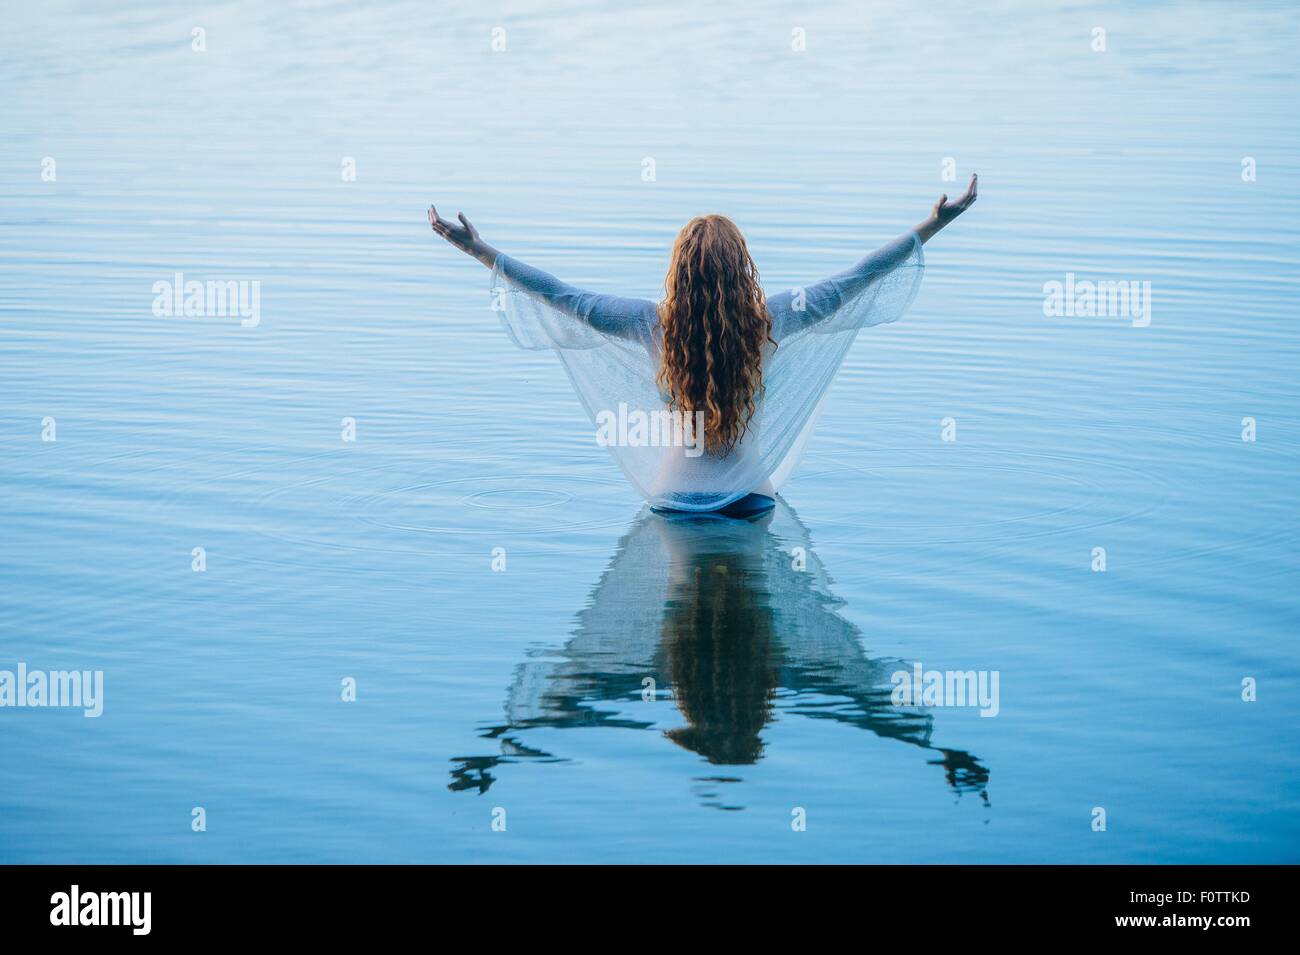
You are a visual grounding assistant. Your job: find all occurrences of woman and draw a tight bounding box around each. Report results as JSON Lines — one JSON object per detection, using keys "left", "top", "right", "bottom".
{"left": 428, "top": 174, "right": 976, "bottom": 514}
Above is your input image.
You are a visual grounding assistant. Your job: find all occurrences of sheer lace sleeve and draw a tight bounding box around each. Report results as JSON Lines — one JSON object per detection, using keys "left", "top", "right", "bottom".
{"left": 491, "top": 253, "right": 658, "bottom": 350}
{"left": 768, "top": 232, "right": 924, "bottom": 342}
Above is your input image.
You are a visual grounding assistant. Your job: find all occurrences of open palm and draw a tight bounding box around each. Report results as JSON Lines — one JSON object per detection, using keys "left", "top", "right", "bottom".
{"left": 931, "top": 174, "right": 977, "bottom": 224}
{"left": 428, "top": 204, "right": 480, "bottom": 252}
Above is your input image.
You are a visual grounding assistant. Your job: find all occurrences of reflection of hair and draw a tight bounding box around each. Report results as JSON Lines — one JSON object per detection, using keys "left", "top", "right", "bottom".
{"left": 661, "top": 552, "right": 779, "bottom": 764}
{"left": 657, "top": 215, "right": 773, "bottom": 454}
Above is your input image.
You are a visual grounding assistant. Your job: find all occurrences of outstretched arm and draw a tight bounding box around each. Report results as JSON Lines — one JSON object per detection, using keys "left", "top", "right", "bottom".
{"left": 427, "top": 205, "right": 654, "bottom": 342}
{"left": 769, "top": 175, "right": 976, "bottom": 340}
{"left": 913, "top": 173, "right": 977, "bottom": 244}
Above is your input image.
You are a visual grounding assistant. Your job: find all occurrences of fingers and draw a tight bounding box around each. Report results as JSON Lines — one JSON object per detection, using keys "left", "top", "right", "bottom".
{"left": 427, "top": 204, "right": 477, "bottom": 242}
{"left": 428, "top": 205, "right": 456, "bottom": 240}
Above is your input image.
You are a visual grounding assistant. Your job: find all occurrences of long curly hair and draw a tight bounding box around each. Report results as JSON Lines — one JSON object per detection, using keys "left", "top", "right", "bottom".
{"left": 657, "top": 215, "right": 773, "bottom": 454}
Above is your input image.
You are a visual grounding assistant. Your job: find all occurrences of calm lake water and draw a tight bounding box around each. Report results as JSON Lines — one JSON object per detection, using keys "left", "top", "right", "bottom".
{"left": 2, "top": 0, "right": 1298, "bottom": 863}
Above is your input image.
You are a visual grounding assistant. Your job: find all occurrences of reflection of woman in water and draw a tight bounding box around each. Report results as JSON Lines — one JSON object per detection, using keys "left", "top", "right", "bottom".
{"left": 658, "top": 522, "right": 780, "bottom": 765}
{"left": 450, "top": 500, "right": 989, "bottom": 805}
{"left": 428, "top": 176, "right": 976, "bottom": 514}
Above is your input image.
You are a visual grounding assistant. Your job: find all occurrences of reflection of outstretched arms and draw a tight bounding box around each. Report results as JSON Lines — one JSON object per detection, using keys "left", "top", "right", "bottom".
{"left": 453, "top": 501, "right": 989, "bottom": 800}
{"left": 427, "top": 204, "right": 652, "bottom": 341}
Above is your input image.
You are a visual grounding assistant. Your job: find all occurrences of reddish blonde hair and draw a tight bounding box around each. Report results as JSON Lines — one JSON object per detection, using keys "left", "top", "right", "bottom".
{"left": 656, "top": 215, "right": 773, "bottom": 454}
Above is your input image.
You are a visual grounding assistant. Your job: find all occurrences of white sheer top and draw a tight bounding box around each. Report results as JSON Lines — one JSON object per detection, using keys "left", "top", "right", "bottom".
{"left": 491, "top": 232, "right": 924, "bottom": 511}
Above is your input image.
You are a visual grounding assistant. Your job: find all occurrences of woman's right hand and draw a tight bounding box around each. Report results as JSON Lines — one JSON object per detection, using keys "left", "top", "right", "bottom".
{"left": 428, "top": 204, "right": 498, "bottom": 267}
{"left": 428, "top": 205, "right": 481, "bottom": 252}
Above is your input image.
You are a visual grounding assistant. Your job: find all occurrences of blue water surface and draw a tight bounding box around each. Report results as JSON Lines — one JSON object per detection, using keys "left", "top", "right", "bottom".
{"left": 1, "top": 0, "right": 1298, "bottom": 862}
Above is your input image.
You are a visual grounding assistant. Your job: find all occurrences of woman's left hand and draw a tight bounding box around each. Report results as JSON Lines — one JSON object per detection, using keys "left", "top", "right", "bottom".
{"left": 930, "top": 174, "right": 978, "bottom": 225}
{"left": 915, "top": 173, "right": 977, "bottom": 244}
